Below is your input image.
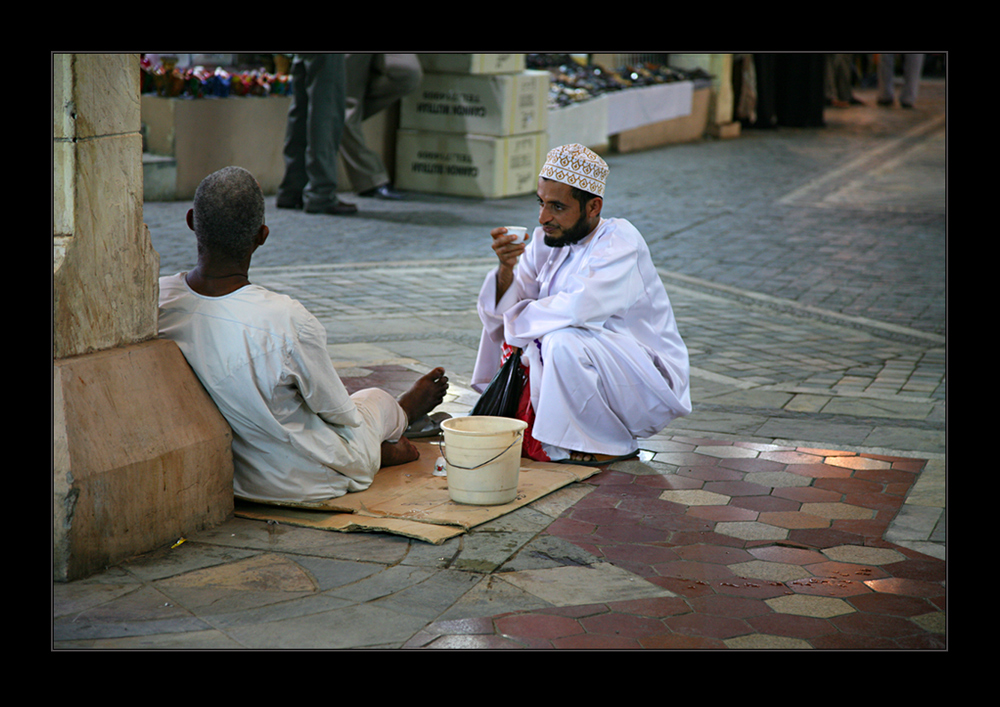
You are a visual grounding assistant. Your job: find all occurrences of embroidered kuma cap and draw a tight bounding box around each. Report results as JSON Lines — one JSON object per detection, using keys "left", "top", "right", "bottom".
{"left": 538, "top": 143, "right": 608, "bottom": 198}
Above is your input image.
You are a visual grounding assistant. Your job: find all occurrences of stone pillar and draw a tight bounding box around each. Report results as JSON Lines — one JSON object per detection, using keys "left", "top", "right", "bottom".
{"left": 53, "top": 54, "right": 233, "bottom": 581}
{"left": 53, "top": 53, "right": 156, "bottom": 356}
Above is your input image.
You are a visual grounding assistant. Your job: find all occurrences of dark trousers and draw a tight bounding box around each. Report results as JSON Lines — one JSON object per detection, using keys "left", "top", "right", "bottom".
{"left": 278, "top": 54, "right": 347, "bottom": 209}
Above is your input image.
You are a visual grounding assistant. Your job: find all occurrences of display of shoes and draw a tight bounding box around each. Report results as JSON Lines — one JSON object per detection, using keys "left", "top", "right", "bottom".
{"left": 527, "top": 54, "right": 713, "bottom": 109}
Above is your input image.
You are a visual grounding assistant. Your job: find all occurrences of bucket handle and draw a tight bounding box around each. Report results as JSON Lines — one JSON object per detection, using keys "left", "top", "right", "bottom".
{"left": 437, "top": 433, "right": 523, "bottom": 471}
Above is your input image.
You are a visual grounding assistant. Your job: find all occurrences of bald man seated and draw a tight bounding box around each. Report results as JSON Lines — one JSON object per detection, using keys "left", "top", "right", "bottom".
{"left": 159, "top": 166, "right": 448, "bottom": 503}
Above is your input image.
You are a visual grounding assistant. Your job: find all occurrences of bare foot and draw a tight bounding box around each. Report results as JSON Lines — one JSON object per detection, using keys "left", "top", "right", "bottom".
{"left": 380, "top": 437, "right": 419, "bottom": 468}
{"left": 569, "top": 451, "right": 597, "bottom": 462}
{"left": 397, "top": 367, "right": 449, "bottom": 423}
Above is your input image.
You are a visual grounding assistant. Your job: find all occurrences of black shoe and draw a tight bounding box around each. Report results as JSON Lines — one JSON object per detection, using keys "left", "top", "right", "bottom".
{"left": 305, "top": 198, "right": 358, "bottom": 215}
{"left": 359, "top": 183, "right": 405, "bottom": 200}
{"left": 276, "top": 196, "right": 303, "bottom": 209}
{"left": 877, "top": 97, "right": 894, "bottom": 107}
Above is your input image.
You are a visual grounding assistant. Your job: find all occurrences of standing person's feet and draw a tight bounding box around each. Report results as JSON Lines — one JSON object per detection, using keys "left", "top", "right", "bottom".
{"left": 397, "top": 367, "right": 449, "bottom": 424}
{"left": 277, "top": 194, "right": 303, "bottom": 209}
{"left": 305, "top": 198, "right": 358, "bottom": 215}
{"left": 359, "top": 183, "right": 405, "bottom": 200}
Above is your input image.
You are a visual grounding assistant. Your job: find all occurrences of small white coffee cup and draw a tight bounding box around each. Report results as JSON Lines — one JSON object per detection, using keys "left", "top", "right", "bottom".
{"left": 505, "top": 226, "right": 528, "bottom": 242}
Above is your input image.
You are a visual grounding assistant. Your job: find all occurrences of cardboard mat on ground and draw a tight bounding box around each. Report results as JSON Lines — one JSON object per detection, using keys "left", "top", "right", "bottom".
{"left": 234, "top": 441, "right": 600, "bottom": 544}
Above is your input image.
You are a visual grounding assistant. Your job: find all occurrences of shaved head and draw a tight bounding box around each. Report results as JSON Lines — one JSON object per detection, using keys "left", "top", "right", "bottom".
{"left": 191, "top": 166, "right": 265, "bottom": 262}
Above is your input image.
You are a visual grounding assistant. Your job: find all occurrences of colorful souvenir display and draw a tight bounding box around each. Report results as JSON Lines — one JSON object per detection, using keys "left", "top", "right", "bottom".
{"left": 140, "top": 55, "right": 293, "bottom": 99}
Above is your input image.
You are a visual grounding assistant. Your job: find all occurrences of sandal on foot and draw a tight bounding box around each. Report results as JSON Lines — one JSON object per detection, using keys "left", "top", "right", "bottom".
{"left": 561, "top": 451, "right": 639, "bottom": 467}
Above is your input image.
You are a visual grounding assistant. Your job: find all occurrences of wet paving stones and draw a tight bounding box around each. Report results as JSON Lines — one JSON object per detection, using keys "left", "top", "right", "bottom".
{"left": 409, "top": 441, "right": 944, "bottom": 650}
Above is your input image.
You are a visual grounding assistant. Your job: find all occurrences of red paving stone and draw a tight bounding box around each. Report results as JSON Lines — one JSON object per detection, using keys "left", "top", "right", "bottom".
{"left": 747, "top": 612, "right": 838, "bottom": 640}
{"left": 863, "top": 577, "right": 945, "bottom": 597}
{"left": 413, "top": 441, "right": 945, "bottom": 650}
{"left": 688, "top": 594, "right": 772, "bottom": 619}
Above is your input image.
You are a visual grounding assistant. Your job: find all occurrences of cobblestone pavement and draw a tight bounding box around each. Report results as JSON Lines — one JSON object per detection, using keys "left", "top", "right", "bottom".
{"left": 55, "top": 78, "right": 946, "bottom": 650}
{"left": 148, "top": 83, "right": 945, "bottom": 338}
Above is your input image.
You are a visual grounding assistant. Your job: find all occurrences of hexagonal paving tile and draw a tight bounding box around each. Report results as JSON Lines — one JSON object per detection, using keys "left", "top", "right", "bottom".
{"left": 911, "top": 611, "right": 946, "bottom": 634}
{"left": 801, "top": 502, "right": 876, "bottom": 520}
{"left": 824, "top": 455, "right": 892, "bottom": 470}
{"left": 694, "top": 445, "right": 761, "bottom": 459}
{"left": 715, "top": 521, "right": 788, "bottom": 541}
{"left": 734, "top": 443, "right": 797, "bottom": 453}
{"left": 765, "top": 594, "right": 855, "bottom": 618}
{"left": 805, "top": 561, "right": 883, "bottom": 582}
{"left": 744, "top": 471, "right": 814, "bottom": 488}
{"left": 822, "top": 545, "right": 906, "bottom": 565}
{"left": 786, "top": 575, "right": 873, "bottom": 597}
{"left": 759, "top": 450, "right": 826, "bottom": 465}
{"left": 784, "top": 463, "right": 854, "bottom": 479}
{"left": 798, "top": 447, "right": 857, "bottom": 457}
{"left": 729, "top": 559, "right": 812, "bottom": 583}
{"left": 758, "top": 511, "right": 830, "bottom": 529}
{"left": 653, "top": 451, "right": 721, "bottom": 467}
{"left": 686, "top": 505, "right": 758, "bottom": 522}
{"left": 725, "top": 634, "right": 813, "bottom": 650}
{"left": 659, "top": 489, "right": 731, "bottom": 506}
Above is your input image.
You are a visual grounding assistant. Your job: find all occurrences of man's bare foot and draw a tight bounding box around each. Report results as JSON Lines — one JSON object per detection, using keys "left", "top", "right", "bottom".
{"left": 380, "top": 437, "right": 419, "bottom": 468}
{"left": 569, "top": 451, "right": 597, "bottom": 463}
{"left": 397, "top": 367, "right": 449, "bottom": 423}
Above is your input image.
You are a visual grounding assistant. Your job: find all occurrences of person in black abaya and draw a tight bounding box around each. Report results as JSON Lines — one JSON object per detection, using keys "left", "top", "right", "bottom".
{"left": 774, "top": 53, "right": 826, "bottom": 127}
{"left": 749, "top": 53, "right": 826, "bottom": 129}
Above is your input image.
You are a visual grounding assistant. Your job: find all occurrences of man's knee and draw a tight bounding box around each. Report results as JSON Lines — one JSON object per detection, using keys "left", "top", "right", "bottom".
{"left": 539, "top": 327, "right": 593, "bottom": 366}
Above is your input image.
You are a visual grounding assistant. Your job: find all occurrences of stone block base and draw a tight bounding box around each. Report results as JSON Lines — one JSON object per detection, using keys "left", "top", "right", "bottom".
{"left": 53, "top": 338, "right": 233, "bottom": 581}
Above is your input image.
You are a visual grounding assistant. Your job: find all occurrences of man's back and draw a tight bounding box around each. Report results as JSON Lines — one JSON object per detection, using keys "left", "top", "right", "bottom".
{"left": 158, "top": 273, "right": 377, "bottom": 502}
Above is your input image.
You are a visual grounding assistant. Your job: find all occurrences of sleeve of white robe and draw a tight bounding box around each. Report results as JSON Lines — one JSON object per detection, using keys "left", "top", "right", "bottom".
{"left": 471, "top": 241, "right": 544, "bottom": 391}
{"left": 284, "top": 307, "right": 364, "bottom": 429}
{"left": 502, "top": 232, "right": 644, "bottom": 349}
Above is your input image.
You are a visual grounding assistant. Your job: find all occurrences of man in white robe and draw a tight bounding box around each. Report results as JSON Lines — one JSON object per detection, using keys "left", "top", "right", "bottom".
{"left": 159, "top": 166, "right": 448, "bottom": 503}
{"left": 472, "top": 144, "right": 691, "bottom": 463}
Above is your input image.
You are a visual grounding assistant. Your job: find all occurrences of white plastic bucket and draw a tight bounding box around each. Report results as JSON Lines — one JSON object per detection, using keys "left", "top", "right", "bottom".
{"left": 441, "top": 416, "right": 528, "bottom": 505}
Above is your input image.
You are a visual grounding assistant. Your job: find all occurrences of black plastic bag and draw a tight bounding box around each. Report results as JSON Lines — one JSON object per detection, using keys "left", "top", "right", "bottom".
{"left": 471, "top": 348, "right": 525, "bottom": 418}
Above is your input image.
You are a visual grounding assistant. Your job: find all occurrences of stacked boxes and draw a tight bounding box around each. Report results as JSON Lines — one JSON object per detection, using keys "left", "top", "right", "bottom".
{"left": 396, "top": 54, "right": 549, "bottom": 198}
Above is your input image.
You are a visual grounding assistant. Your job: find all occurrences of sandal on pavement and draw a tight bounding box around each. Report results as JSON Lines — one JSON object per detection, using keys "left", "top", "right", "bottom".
{"left": 404, "top": 411, "right": 451, "bottom": 439}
